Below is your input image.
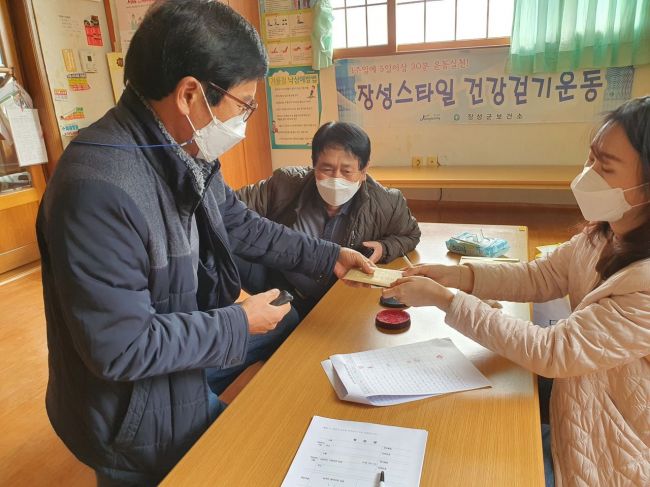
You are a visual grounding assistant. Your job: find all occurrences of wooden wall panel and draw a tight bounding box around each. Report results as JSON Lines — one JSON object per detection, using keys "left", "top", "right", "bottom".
{"left": 0, "top": 201, "right": 38, "bottom": 253}
{"left": 0, "top": 1, "right": 48, "bottom": 272}
{"left": 221, "top": 0, "right": 273, "bottom": 189}
{"left": 219, "top": 143, "right": 248, "bottom": 190}
{"left": 0, "top": 201, "right": 39, "bottom": 273}
{"left": 0, "top": 242, "right": 39, "bottom": 274}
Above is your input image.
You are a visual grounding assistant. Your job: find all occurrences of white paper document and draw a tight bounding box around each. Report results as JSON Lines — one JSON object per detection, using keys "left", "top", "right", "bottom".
{"left": 533, "top": 244, "right": 571, "bottom": 327}
{"left": 322, "top": 338, "right": 491, "bottom": 406}
{"left": 281, "top": 416, "right": 427, "bottom": 487}
{"left": 6, "top": 107, "right": 48, "bottom": 166}
{"left": 343, "top": 268, "right": 403, "bottom": 287}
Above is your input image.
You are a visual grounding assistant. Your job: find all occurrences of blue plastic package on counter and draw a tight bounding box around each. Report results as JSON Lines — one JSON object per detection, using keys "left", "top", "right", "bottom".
{"left": 445, "top": 231, "right": 510, "bottom": 257}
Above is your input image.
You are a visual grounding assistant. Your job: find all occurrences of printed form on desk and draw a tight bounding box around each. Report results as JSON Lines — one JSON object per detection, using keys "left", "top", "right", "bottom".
{"left": 322, "top": 338, "right": 491, "bottom": 406}
{"left": 281, "top": 416, "right": 427, "bottom": 487}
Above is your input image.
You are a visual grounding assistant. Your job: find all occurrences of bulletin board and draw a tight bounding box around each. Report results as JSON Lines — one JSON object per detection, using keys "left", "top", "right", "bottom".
{"left": 32, "top": 0, "right": 116, "bottom": 146}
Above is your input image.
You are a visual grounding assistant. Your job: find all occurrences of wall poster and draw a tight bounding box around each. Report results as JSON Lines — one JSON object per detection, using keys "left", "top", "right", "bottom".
{"left": 266, "top": 66, "right": 321, "bottom": 149}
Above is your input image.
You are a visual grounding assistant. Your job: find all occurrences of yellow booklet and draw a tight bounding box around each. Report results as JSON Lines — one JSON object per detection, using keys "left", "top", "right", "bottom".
{"left": 343, "top": 268, "right": 404, "bottom": 288}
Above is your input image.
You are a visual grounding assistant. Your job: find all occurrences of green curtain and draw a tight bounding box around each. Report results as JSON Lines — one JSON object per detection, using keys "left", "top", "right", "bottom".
{"left": 509, "top": 0, "right": 650, "bottom": 73}
{"left": 311, "top": 0, "right": 334, "bottom": 70}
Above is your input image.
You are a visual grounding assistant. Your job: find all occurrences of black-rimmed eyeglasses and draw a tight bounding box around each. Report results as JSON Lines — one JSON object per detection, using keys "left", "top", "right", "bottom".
{"left": 208, "top": 81, "right": 258, "bottom": 122}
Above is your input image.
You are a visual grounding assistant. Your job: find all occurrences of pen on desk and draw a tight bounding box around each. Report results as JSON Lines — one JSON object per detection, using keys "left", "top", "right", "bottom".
{"left": 402, "top": 253, "right": 414, "bottom": 268}
{"left": 460, "top": 256, "right": 519, "bottom": 263}
{"left": 379, "top": 470, "right": 386, "bottom": 487}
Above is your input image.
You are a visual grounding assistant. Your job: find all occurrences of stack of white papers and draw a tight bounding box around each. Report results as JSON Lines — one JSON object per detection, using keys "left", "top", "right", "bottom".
{"left": 282, "top": 416, "right": 427, "bottom": 487}
{"left": 533, "top": 244, "right": 571, "bottom": 327}
{"left": 322, "top": 338, "right": 491, "bottom": 406}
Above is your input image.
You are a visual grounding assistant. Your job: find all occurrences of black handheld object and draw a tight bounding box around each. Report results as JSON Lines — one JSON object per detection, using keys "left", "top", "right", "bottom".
{"left": 270, "top": 290, "right": 294, "bottom": 306}
{"left": 379, "top": 295, "right": 408, "bottom": 309}
{"left": 357, "top": 244, "right": 375, "bottom": 259}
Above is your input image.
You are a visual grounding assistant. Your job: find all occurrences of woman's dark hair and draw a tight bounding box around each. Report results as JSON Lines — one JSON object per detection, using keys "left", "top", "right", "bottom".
{"left": 124, "top": 0, "right": 268, "bottom": 105}
{"left": 585, "top": 96, "right": 650, "bottom": 280}
{"left": 311, "top": 122, "right": 371, "bottom": 170}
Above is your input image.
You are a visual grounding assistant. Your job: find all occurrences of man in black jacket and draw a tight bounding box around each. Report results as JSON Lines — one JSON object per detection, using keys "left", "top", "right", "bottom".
{"left": 236, "top": 122, "right": 421, "bottom": 317}
{"left": 36, "top": 2, "right": 372, "bottom": 484}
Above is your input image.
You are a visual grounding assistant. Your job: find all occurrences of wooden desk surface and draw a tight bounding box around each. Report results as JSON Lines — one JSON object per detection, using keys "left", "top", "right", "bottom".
{"left": 163, "top": 223, "right": 544, "bottom": 487}
{"left": 369, "top": 165, "right": 582, "bottom": 189}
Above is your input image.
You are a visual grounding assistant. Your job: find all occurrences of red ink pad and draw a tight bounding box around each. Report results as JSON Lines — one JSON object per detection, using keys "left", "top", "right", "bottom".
{"left": 375, "top": 309, "right": 411, "bottom": 333}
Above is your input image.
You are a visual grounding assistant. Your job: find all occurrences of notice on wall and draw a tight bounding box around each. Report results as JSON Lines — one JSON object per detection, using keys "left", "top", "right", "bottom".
{"left": 67, "top": 72, "right": 90, "bottom": 91}
{"left": 335, "top": 47, "right": 634, "bottom": 127}
{"left": 53, "top": 88, "right": 68, "bottom": 101}
{"left": 84, "top": 15, "right": 103, "bottom": 47}
{"left": 263, "top": 0, "right": 311, "bottom": 14}
{"left": 0, "top": 78, "right": 33, "bottom": 144}
{"left": 6, "top": 107, "right": 48, "bottom": 166}
{"left": 266, "top": 67, "right": 321, "bottom": 149}
{"left": 107, "top": 53, "right": 126, "bottom": 103}
{"left": 115, "top": 0, "right": 155, "bottom": 55}
{"left": 261, "top": 4, "right": 313, "bottom": 68}
{"left": 59, "top": 106, "right": 86, "bottom": 122}
{"left": 267, "top": 39, "right": 313, "bottom": 67}
{"left": 62, "top": 48, "right": 77, "bottom": 72}
{"left": 264, "top": 0, "right": 292, "bottom": 12}
{"left": 263, "top": 10, "right": 312, "bottom": 40}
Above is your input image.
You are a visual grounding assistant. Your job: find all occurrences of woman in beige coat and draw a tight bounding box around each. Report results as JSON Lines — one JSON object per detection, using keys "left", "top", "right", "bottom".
{"left": 384, "top": 96, "right": 650, "bottom": 486}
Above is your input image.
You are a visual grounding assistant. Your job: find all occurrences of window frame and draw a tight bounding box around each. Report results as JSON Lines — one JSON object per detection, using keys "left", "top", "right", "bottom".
{"left": 332, "top": 0, "right": 511, "bottom": 60}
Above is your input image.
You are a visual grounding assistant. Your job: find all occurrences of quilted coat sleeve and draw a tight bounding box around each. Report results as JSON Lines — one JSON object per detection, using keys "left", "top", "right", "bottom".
{"left": 445, "top": 289, "right": 650, "bottom": 378}
{"left": 222, "top": 184, "right": 340, "bottom": 279}
{"left": 376, "top": 189, "right": 421, "bottom": 264}
{"left": 466, "top": 234, "right": 580, "bottom": 303}
{"left": 39, "top": 180, "right": 250, "bottom": 382}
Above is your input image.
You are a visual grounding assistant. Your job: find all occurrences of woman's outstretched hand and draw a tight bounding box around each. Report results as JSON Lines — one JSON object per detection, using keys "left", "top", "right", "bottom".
{"left": 383, "top": 276, "right": 454, "bottom": 312}
{"left": 402, "top": 264, "right": 474, "bottom": 292}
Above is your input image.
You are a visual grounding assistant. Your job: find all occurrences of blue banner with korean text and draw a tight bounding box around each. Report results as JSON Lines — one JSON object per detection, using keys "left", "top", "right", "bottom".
{"left": 335, "top": 47, "right": 633, "bottom": 126}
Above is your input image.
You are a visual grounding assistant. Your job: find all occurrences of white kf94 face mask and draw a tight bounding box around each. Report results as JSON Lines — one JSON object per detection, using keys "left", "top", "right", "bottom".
{"left": 185, "top": 85, "right": 246, "bottom": 162}
{"left": 316, "top": 177, "right": 361, "bottom": 207}
{"left": 570, "top": 166, "right": 648, "bottom": 222}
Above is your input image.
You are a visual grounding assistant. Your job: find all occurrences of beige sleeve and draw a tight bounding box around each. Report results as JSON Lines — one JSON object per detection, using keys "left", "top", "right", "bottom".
{"left": 445, "top": 290, "right": 650, "bottom": 378}
{"left": 467, "top": 234, "right": 582, "bottom": 303}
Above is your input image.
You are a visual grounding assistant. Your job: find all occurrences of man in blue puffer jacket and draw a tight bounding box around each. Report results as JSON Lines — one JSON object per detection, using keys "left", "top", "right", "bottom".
{"left": 36, "top": 1, "right": 372, "bottom": 485}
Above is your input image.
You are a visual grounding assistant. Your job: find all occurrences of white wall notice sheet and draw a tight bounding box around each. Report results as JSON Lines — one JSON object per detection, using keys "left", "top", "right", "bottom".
{"left": 281, "top": 416, "right": 427, "bottom": 487}
{"left": 6, "top": 107, "right": 48, "bottom": 166}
